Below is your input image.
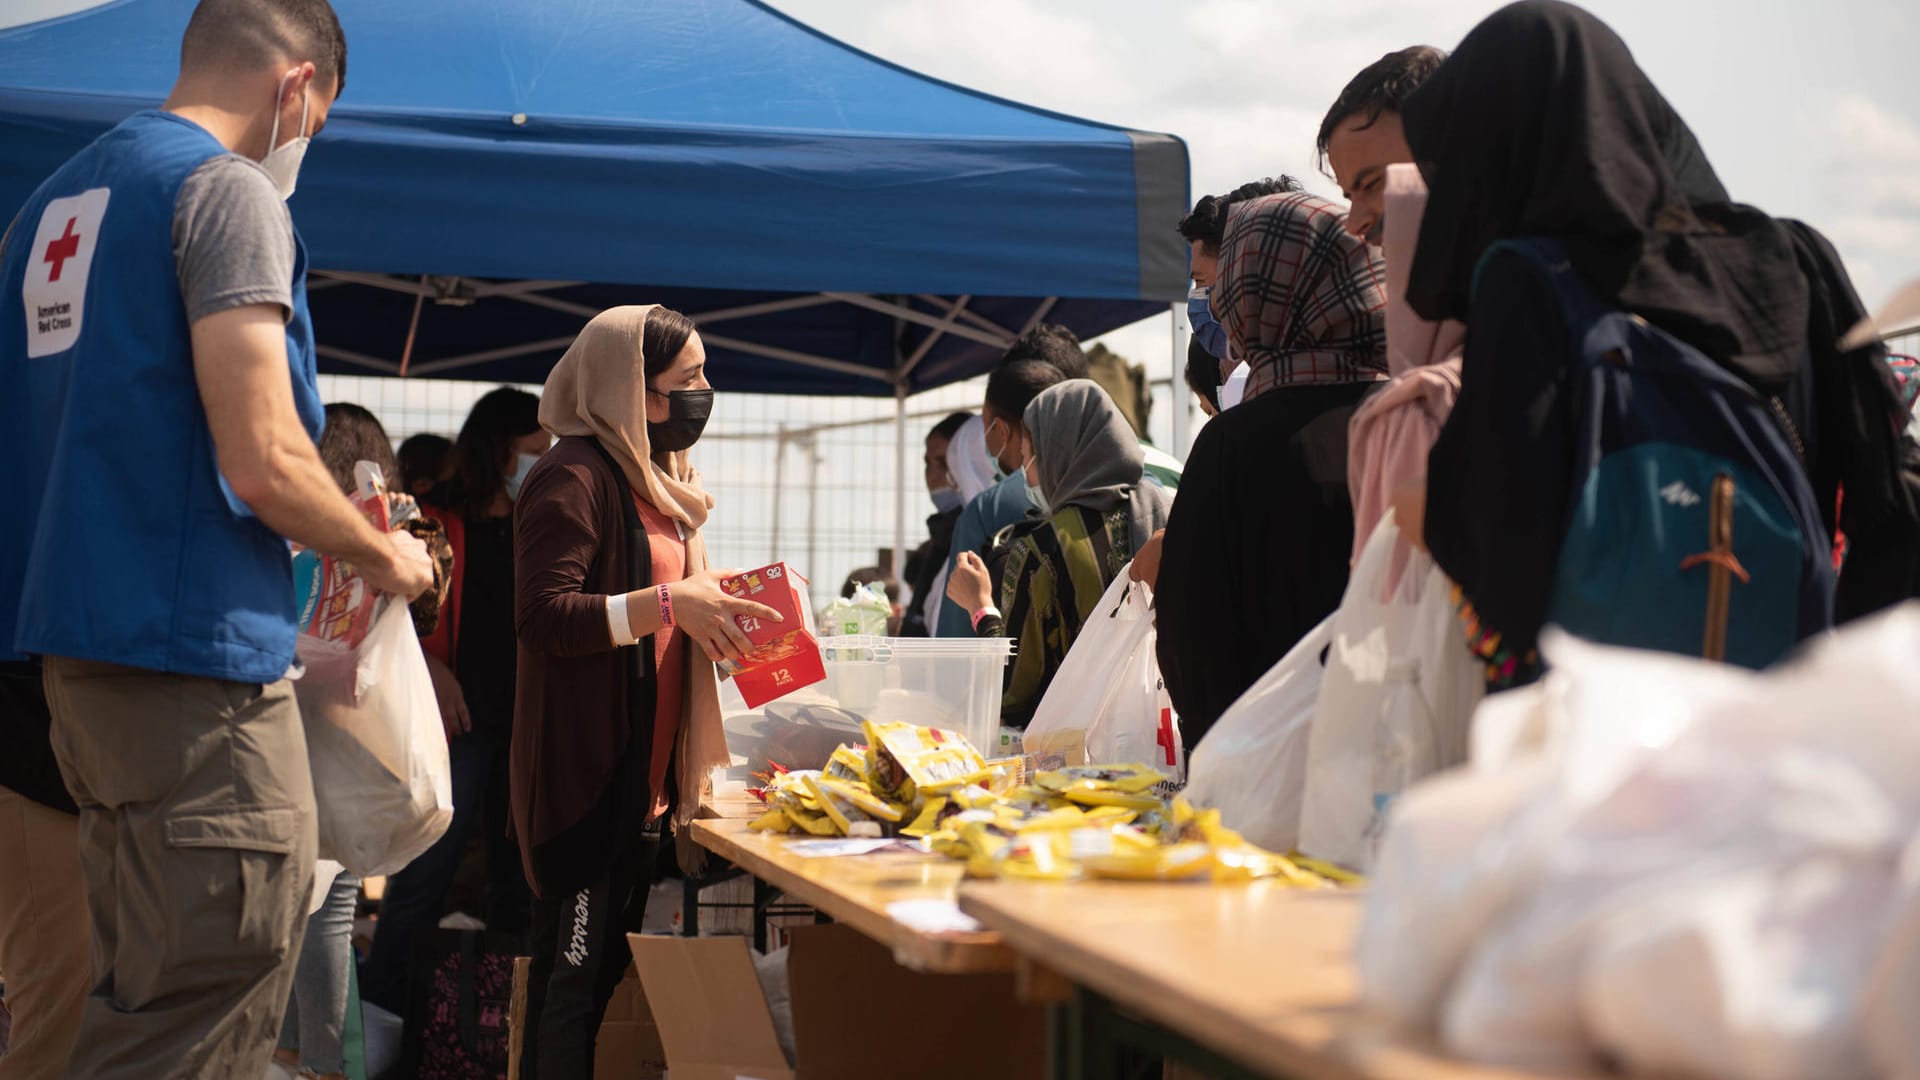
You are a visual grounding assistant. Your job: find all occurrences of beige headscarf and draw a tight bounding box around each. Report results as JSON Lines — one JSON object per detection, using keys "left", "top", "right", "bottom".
{"left": 538, "top": 304, "right": 727, "bottom": 830}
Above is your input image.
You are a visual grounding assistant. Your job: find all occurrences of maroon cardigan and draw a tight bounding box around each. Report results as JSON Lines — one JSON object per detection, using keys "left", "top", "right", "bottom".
{"left": 512, "top": 436, "right": 660, "bottom": 897}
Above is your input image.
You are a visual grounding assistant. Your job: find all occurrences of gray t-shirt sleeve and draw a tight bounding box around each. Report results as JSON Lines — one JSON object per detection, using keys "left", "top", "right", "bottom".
{"left": 171, "top": 154, "right": 295, "bottom": 324}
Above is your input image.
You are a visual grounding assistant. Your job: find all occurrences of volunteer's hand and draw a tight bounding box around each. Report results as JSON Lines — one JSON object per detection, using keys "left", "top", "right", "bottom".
{"left": 361, "top": 529, "right": 435, "bottom": 601}
{"left": 670, "top": 570, "right": 785, "bottom": 665}
{"left": 946, "top": 551, "right": 993, "bottom": 613}
{"left": 1128, "top": 529, "right": 1166, "bottom": 589}
{"left": 425, "top": 651, "right": 470, "bottom": 738}
{"left": 1393, "top": 479, "right": 1429, "bottom": 552}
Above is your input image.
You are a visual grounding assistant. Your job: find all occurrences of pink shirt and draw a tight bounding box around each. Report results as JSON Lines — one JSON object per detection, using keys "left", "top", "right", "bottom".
{"left": 634, "top": 493, "right": 689, "bottom": 821}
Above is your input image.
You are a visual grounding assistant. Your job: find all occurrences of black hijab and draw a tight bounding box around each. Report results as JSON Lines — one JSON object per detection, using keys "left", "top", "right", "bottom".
{"left": 1400, "top": 0, "right": 1808, "bottom": 395}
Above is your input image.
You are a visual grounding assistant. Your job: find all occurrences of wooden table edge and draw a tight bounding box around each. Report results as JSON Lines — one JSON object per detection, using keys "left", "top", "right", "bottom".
{"left": 958, "top": 884, "right": 1383, "bottom": 1080}
{"left": 689, "top": 819, "right": 1017, "bottom": 975}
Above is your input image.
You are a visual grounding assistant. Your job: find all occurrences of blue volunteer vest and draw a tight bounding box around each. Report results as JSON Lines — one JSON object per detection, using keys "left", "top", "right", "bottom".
{"left": 1, "top": 110, "right": 324, "bottom": 682}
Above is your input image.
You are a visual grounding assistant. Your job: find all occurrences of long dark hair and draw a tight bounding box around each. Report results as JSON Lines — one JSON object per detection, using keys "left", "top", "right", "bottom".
{"left": 441, "top": 386, "right": 541, "bottom": 521}
{"left": 642, "top": 307, "right": 696, "bottom": 381}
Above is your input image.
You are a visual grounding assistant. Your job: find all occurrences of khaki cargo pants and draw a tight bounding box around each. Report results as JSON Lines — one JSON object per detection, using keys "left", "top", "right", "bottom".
{"left": 42, "top": 657, "right": 316, "bottom": 1080}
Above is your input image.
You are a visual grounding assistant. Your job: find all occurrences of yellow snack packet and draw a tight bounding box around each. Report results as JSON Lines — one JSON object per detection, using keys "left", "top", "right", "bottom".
{"left": 824, "top": 745, "right": 870, "bottom": 785}
{"left": 801, "top": 773, "right": 874, "bottom": 835}
{"left": 814, "top": 775, "right": 904, "bottom": 823}
{"left": 1058, "top": 785, "right": 1163, "bottom": 811}
{"left": 899, "top": 796, "right": 949, "bottom": 838}
{"left": 1291, "top": 855, "right": 1367, "bottom": 886}
{"left": 1034, "top": 764, "right": 1164, "bottom": 795}
{"left": 747, "top": 807, "right": 791, "bottom": 833}
{"left": 1082, "top": 842, "right": 1214, "bottom": 882}
{"left": 785, "top": 806, "right": 840, "bottom": 837}
{"left": 1210, "top": 846, "right": 1328, "bottom": 887}
{"left": 863, "top": 720, "right": 987, "bottom": 801}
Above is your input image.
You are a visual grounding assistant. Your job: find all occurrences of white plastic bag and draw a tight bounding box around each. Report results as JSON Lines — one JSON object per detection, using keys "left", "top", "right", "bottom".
{"left": 1023, "top": 566, "right": 1183, "bottom": 780}
{"left": 1360, "top": 606, "right": 1920, "bottom": 1077}
{"left": 1181, "top": 615, "right": 1331, "bottom": 854}
{"left": 296, "top": 597, "right": 453, "bottom": 877}
{"left": 1298, "top": 513, "right": 1480, "bottom": 870}
{"left": 1358, "top": 629, "right": 1745, "bottom": 1041}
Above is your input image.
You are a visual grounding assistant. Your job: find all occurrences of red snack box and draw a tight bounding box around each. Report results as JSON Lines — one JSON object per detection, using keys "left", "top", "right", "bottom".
{"left": 718, "top": 562, "right": 825, "bottom": 708}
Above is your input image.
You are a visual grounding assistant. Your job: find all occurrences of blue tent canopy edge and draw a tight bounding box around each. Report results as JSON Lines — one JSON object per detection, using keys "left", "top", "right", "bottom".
{"left": 0, "top": 0, "right": 1191, "bottom": 395}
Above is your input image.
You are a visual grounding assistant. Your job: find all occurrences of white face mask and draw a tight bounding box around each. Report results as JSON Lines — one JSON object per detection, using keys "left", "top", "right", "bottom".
{"left": 260, "top": 70, "right": 312, "bottom": 201}
{"left": 1022, "top": 457, "right": 1049, "bottom": 517}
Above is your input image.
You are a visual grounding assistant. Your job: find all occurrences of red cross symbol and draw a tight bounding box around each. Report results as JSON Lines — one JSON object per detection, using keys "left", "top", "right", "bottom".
{"left": 1156, "top": 706, "right": 1177, "bottom": 766}
{"left": 43, "top": 217, "right": 81, "bottom": 282}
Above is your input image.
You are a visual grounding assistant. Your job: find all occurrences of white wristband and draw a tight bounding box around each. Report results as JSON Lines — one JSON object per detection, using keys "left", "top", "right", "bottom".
{"left": 606, "top": 593, "right": 640, "bottom": 647}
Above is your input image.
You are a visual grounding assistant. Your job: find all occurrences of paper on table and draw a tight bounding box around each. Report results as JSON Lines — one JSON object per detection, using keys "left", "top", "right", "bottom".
{"left": 782, "top": 837, "right": 919, "bottom": 857}
{"left": 888, "top": 898, "right": 986, "bottom": 936}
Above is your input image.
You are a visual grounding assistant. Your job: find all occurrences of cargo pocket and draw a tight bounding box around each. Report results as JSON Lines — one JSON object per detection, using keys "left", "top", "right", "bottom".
{"left": 162, "top": 806, "right": 304, "bottom": 971}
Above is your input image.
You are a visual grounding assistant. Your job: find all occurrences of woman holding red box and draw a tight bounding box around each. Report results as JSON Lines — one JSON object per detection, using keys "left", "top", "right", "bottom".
{"left": 510, "top": 305, "right": 781, "bottom": 1079}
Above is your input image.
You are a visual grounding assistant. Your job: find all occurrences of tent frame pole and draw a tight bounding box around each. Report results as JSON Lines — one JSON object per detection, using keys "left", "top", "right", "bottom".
{"left": 893, "top": 382, "right": 909, "bottom": 588}
{"left": 1169, "top": 302, "right": 1191, "bottom": 457}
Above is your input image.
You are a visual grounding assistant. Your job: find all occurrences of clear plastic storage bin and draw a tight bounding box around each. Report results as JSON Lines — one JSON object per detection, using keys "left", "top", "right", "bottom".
{"left": 720, "top": 635, "right": 1013, "bottom": 776}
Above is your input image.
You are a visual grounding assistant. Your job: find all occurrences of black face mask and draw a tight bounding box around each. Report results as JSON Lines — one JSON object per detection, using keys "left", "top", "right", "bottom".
{"left": 648, "top": 388, "right": 713, "bottom": 453}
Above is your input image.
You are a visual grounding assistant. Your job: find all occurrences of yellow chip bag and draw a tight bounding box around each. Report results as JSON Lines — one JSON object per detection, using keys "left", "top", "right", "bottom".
{"left": 814, "top": 775, "right": 903, "bottom": 823}
{"left": 863, "top": 720, "right": 987, "bottom": 802}
{"left": 747, "top": 807, "right": 791, "bottom": 833}
{"left": 1083, "top": 842, "right": 1214, "bottom": 882}
{"left": 1058, "top": 784, "right": 1162, "bottom": 811}
{"left": 899, "top": 796, "right": 949, "bottom": 838}
{"left": 1034, "top": 764, "right": 1164, "bottom": 795}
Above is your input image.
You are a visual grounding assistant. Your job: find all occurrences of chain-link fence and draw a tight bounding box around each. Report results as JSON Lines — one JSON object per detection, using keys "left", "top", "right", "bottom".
{"left": 316, "top": 372, "right": 1189, "bottom": 616}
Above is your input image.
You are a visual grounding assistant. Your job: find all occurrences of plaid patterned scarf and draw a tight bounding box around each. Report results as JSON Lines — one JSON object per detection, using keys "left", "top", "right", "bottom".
{"left": 1213, "top": 192, "right": 1388, "bottom": 399}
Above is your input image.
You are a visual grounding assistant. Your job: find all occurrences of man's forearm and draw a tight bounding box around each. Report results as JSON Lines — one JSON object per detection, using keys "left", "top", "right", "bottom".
{"left": 237, "top": 434, "right": 396, "bottom": 576}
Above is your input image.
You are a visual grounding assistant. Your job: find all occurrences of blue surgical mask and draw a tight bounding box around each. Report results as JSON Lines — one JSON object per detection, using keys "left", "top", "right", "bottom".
{"left": 504, "top": 451, "right": 540, "bottom": 502}
{"left": 930, "top": 486, "right": 963, "bottom": 514}
{"left": 985, "top": 418, "right": 1011, "bottom": 480}
{"left": 1187, "top": 285, "right": 1230, "bottom": 361}
{"left": 1022, "top": 460, "right": 1049, "bottom": 517}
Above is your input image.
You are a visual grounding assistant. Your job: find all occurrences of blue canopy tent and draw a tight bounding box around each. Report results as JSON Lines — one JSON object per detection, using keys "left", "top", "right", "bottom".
{"left": 0, "top": 0, "right": 1191, "bottom": 559}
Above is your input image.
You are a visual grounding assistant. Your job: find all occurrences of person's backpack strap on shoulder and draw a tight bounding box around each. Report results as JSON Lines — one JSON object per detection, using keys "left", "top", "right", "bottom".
{"left": 1473, "top": 237, "right": 1835, "bottom": 669}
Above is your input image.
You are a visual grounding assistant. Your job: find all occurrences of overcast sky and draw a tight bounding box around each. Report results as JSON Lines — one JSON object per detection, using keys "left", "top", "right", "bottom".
{"left": 776, "top": 0, "right": 1920, "bottom": 367}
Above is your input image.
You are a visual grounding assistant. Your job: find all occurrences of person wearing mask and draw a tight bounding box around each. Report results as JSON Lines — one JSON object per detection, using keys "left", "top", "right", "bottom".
{"left": 1185, "top": 338, "right": 1224, "bottom": 418}
{"left": 900, "top": 412, "right": 975, "bottom": 636}
{"left": 1398, "top": 0, "right": 1920, "bottom": 687}
{"left": 276, "top": 404, "right": 452, "bottom": 1080}
{"left": 1316, "top": 45, "right": 1448, "bottom": 248}
{"left": 397, "top": 431, "right": 454, "bottom": 498}
{"left": 1179, "top": 177, "right": 1306, "bottom": 411}
{"left": 947, "top": 380, "right": 1174, "bottom": 725}
{"left": 934, "top": 360, "right": 1068, "bottom": 638}
{"left": 935, "top": 330, "right": 1184, "bottom": 639}
{"left": 920, "top": 416, "right": 997, "bottom": 636}
{"left": 513, "top": 306, "right": 781, "bottom": 1078}
{"left": 362, "top": 387, "right": 546, "bottom": 1013}
{"left": 1152, "top": 193, "right": 1388, "bottom": 748}
{"left": 0, "top": 2, "right": 436, "bottom": 1075}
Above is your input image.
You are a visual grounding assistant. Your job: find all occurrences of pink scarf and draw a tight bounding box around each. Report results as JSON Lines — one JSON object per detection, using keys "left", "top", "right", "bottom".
{"left": 1347, "top": 165, "right": 1467, "bottom": 571}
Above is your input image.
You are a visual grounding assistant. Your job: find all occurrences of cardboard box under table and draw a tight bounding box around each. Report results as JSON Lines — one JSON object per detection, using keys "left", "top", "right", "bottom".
{"left": 627, "top": 923, "right": 1045, "bottom": 1080}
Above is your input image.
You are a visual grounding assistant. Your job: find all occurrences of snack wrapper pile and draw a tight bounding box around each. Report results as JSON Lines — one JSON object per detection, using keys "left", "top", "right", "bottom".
{"left": 748, "top": 721, "right": 1358, "bottom": 887}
